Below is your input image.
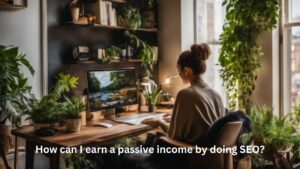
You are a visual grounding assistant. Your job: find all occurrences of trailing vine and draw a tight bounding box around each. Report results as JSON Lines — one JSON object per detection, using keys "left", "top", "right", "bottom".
{"left": 125, "top": 30, "right": 154, "bottom": 75}
{"left": 219, "top": 0, "right": 280, "bottom": 111}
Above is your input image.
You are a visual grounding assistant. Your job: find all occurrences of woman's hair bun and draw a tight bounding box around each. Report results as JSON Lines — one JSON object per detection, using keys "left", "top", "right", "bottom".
{"left": 191, "top": 43, "right": 211, "bottom": 61}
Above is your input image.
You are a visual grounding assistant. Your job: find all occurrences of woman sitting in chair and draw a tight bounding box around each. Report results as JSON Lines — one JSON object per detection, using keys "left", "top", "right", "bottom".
{"left": 143, "top": 43, "right": 225, "bottom": 145}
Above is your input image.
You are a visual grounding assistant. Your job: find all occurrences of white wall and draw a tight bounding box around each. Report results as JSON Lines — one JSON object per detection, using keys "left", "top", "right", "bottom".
{"left": 251, "top": 30, "right": 280, "bottom": 115}
{"left": 0, "top": 0, "right": 42, "bottom": 99}
{"left": 158, "top": 0, "right": 194, "bottom": 97}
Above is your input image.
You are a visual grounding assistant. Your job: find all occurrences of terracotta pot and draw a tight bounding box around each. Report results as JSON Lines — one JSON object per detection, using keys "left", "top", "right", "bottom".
{"left": 0, "top": 125, "right": 12, "bottom": 154}
{"left": 65, "top": 119, "right": 81, "bottom": 132}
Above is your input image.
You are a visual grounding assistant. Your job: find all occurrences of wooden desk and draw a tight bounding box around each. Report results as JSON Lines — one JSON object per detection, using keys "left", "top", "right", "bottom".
{"left": 11, "top": 109, "right": 172, "bottom": 169}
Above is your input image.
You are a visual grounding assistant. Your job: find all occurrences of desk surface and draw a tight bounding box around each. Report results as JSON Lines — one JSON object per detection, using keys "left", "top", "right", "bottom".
{"left": 12, "top": 109, "right": 172, "bottom": 147}
{"left": 12, "top": 123, "right": 153, "bottom": 147}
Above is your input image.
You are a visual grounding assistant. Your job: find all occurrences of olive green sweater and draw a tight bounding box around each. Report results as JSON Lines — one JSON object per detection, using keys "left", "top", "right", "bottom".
{"left": 168, "top": 80, "right": 225, "bottom": 145}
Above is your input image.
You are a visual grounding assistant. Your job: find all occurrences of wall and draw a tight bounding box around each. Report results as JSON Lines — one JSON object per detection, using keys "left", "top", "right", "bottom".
{"left": 252, "top": 30, "right": 280, "bottom": 115}
{"left": 158, "top": 0, "right": 194, "bottom": 97}
{"left": 0, "top": 0, "right": 42, "bottom": 99}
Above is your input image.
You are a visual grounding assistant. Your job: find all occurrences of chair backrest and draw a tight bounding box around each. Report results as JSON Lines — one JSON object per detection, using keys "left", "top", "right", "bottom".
{"left": 216, "top": 121, "right": 243, "bottom": 147}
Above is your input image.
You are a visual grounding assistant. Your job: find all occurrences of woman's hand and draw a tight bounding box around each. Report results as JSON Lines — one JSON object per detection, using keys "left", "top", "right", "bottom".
{"left": 163, "top": 113, "right": 172, "bottom": 122}
{"left": 141, "top": 118, "right": 162, "bottom": 127}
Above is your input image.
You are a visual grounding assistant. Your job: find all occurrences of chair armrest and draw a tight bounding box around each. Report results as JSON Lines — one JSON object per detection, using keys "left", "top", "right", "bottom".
{"left": 160, "top": 136, "right": 194, "bottom": 148}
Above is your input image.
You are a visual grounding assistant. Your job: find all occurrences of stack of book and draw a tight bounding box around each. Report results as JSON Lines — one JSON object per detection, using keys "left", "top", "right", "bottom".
{"left": 86, "top": 0, "right": 117, "bottom": 26}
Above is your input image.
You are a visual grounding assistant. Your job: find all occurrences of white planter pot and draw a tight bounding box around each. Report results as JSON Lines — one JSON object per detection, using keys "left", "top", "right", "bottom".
{"left": 71, "top": 7, "right": 80, "bottom": 22}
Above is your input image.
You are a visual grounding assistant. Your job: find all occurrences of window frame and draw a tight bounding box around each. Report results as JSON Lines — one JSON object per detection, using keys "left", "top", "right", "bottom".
{"left": 281, "top": 0, "right": 300, "bottom": 115}
{"left": 194, "top": 0, "right": 227, "bottom": 105}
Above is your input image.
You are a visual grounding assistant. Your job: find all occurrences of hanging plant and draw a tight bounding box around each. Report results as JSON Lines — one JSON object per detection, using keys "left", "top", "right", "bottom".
{"left": 125, "top": 30, "right": 154, "bottom": 75}
{"left": 219, "top": 0, "right": 280, "bottom": 111}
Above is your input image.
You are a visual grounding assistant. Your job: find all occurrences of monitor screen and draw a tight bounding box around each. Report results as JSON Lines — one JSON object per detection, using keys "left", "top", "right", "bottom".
{"left": 87, "top": 69, "right": 138, "bottom": 112}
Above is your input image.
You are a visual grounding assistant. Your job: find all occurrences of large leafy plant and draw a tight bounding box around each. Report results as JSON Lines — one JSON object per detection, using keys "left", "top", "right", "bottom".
{"left": 242, "top": 105, "right": 300, "bottom": 165}
{"left": 0, "top": 45, "right": 34, "bottom": 127}
{"left": 219, "top": 0, "right": 280, "bottom": 111}
{"left": 122, "top": 6, "right": 142, "bottom": 30}
{"left": 25, "top": 73, "right": 78, "bottom": 124}
{"left": 243, "top": 106, "right": 299, "bottom": 150}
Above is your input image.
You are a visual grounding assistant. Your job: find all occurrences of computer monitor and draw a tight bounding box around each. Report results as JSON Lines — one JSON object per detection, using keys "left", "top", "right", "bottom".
{"left": 87, "top": 68, "right": 138, "bottom": 112}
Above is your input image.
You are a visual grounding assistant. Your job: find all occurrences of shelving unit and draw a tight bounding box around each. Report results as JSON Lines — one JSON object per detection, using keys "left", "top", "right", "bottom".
{"left": 47, "top": 0, "right": 159, "bottom": 94}
{"left": 73, "top": 59, "right": 142, "bottom": 64}
{"left": 69, "top": 22, "right": 158, "bottom": 33}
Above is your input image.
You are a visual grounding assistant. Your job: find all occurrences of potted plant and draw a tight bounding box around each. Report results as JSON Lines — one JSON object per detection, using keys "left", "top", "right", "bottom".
{"left": 219, "top": 0, "right": 279, "bottom": 111}
{"left": 24, "top": 73, "right": 78, "bottom": 132}
{"left": 63, "top": 97, "right": 85, "bottom": 132}
{"left": 0, "top": 45, "right": 34, "bottom": 169}
{"left": 66, "top": 153, "right": 96, "bottom": 169}
{"left": 118, "top": 6, "right": 142, "bottom": 30}
{"left": 70, "top": 0, "right": 80, "bottom": 23}
{"left": 242, "top": 105, "right": 300, "bottom": 168}
{"left": 124, "top": 31, "right": 154, "bottom": 75}
{"left": 142, "top": 0, "right": 157, "bottom": 28}
{"left": 144, "top": 85, "right": 161, "bottom": 112}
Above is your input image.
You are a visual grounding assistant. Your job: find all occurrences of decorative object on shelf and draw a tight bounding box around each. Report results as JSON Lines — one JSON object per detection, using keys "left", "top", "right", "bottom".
{"left": 87, "top": 14, "right": 96, "bottom": 24}
{"left": 120, "top": 48, "right": 127, "bottom": 60}
{"left": 24, "top": 73, "right": 78, "bottom": 134}
{"left": 125, "top": 30, "right": 154, "bottom": 75}
{"left": 219, "top": 0, "right": 280, "bottom": 111}
{"left": 63, "top": 97, "right": 85, "bottom": 132}
{"left": 106, "top": 46, "right": 121, "bottom": 60}
{"left": 70, "top": 0, "right": 80, "bottom": 22}
{"left": 126, "top": 45, "right": 133, "bottom": 58}
{"left": 73, "top": 46, "right": 91, "bottom": 61}
{"left": 0, "top": 45, "right": 34, "bottom": 169}
{"left": 142, "top": 0, "right": 156, "bottom": 28}
{"left": 97, "top": 46, "right": 121, "bottom": 63}
{"left": 119, "top": 6, "right": 142, "bottom": 30}
{"left": 86, "top": 0, "right": 117, "bottom": 26}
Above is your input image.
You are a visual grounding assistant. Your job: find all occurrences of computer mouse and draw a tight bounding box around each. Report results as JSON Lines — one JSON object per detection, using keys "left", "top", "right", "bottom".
{"left": 93, "top": 122, "right": 113, "bottom": 128}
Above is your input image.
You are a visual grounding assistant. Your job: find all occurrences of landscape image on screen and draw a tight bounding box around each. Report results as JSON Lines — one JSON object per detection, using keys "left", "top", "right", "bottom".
{"left": 87, "top": 70, "right": 137, "bottom": 111}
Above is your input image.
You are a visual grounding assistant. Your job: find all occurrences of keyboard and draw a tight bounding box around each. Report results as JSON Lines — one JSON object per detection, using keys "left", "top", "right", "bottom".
{"left": 113, "top": 113, "right": 165, "bottom": 125}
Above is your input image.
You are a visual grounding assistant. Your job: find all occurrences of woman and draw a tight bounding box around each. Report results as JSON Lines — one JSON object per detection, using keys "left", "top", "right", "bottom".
{"left": 142, "top": 43, "right": 225, "bottom": 145}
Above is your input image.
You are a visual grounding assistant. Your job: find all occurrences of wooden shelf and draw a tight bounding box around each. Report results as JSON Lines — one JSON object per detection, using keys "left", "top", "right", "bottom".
{"left": 0, "top": 3, "right": 27, "bottom": 9}
{"left": 69, "top": 22, "right": 158, "bottom": 33}
{"left": 73, "top": 59, "right": 142, "bottom": 64}
{"left": 103, "top": 0, "right": 126, "bottom": 3}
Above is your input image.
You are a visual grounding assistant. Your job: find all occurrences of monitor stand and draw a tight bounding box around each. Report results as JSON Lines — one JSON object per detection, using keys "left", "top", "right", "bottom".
{"left": 103, "top": 107, "right": 125, "bottom": 119}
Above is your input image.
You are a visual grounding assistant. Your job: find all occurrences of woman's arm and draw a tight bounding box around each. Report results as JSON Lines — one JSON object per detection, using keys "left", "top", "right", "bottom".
{"left": 141, "top": 118, "right": 170, "bottom": 133}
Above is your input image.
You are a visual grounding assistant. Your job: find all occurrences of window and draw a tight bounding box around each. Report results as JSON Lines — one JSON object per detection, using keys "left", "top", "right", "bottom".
{"left": 283, "top": 0, "right": 300, "bottom": 113}
{"left": 194, "top": 0, "right": 227, "bottom": 104}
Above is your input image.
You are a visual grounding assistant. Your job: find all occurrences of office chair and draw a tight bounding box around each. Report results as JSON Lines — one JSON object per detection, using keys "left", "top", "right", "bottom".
{"left": 159, "top": 121, "right": 244, "bottom": 169}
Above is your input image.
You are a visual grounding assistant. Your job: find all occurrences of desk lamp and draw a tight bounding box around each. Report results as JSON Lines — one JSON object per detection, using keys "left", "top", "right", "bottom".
{"left": 160, "top": 75, "right": 178, "bottom": 102}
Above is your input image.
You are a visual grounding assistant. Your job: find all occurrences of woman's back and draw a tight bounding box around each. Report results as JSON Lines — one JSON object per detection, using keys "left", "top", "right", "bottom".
{"left": 168, "top": 80, "right": 225, "bottom": 145}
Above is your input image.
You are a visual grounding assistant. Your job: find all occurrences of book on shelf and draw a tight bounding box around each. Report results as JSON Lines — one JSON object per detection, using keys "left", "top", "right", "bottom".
{"left": 86, "top": 0, "right": 117, "bottom": 26}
